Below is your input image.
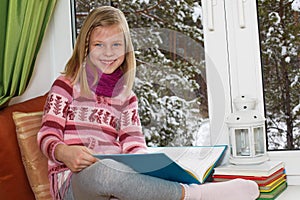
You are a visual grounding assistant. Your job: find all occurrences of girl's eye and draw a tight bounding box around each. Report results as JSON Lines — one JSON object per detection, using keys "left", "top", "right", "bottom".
{"left": 95, "top": 43, "right": 104, "bottom": 47}
{"left": 113, "top": 43, "right": 122, "bottom": 47}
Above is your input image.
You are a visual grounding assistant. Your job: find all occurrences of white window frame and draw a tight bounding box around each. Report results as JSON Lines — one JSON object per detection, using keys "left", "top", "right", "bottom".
{"left": 202, "top": 0, "right": 300, "bottom": 185}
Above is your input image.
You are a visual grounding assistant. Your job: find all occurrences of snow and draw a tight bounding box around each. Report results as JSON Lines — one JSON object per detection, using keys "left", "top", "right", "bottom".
{"left": 132, "top": 0, "right": 150, "bottom": 4}
{"left": 291, "top": 75, "right": 299, "bottom": 87}
{"left": 269, "top": 12, "right": 281, "bottom": 24}
{"left": 292, "top": 104, "right": 300, "bottom": 115}
{"left": 192, "top": 3, "right": 202, "bottom": 22}
{"left": 291, "top": 0, "right": 300, "bottom": 11}
{"left": 281, "top": 46, "right": 287, "bottom": 56}
{"left": 192, "top": 119, "right": 211, "bottom": 146}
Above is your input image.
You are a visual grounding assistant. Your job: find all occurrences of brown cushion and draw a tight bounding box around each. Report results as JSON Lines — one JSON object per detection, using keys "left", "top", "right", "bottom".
{"left": 0, "top": 94, "right": 47, "bottom": 199}
{"left": 13, "top": 111, "right": 51, "bottom": 200}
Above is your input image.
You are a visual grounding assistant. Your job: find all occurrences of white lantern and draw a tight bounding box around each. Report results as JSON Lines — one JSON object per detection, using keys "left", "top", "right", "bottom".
{"left": 226, "top": 96, "right": 269, "bottom": 165}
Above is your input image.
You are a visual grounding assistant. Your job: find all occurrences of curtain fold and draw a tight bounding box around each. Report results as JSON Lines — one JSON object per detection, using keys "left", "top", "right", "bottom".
{"left": 0, "top": 0, "right": 57, "bottom": 109}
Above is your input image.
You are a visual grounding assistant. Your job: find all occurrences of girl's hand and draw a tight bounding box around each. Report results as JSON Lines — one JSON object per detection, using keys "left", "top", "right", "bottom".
{"left": 55, "top": 144, "right": 98, "bottom": 173}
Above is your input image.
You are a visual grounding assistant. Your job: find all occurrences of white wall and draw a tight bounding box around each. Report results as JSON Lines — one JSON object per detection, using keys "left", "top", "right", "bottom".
{"left": 10, "top": 0, "right": 73, "bottom": 105}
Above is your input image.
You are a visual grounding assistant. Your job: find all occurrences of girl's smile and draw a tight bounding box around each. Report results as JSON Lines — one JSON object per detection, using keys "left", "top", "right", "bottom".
{"left": 100, "top": 60, "right": 115, "bottom": 65}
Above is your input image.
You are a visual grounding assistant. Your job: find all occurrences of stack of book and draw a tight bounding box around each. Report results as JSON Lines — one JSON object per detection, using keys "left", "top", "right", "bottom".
{"left": 213, "top": 161, "right": 287, "bottom": 200}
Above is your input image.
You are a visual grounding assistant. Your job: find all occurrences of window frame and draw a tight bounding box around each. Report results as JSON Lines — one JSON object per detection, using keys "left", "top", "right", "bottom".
{"left": 202, "top": 0, "right": 300, "bottom": 185}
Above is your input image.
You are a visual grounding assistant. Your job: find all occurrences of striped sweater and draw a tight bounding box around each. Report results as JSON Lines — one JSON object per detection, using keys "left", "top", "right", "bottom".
{"left": 37, "top": 75, "right": 148, "bottom": 199}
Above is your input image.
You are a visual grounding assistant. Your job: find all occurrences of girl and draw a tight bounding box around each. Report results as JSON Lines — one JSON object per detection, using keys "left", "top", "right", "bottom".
{"left": 37, "top": 6, "right": 259, "bottom": 200}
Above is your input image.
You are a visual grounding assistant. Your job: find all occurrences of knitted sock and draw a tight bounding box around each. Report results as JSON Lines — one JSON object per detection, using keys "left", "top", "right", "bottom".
{"left": 182, "top": 178, "right": 259, "bottom": 200}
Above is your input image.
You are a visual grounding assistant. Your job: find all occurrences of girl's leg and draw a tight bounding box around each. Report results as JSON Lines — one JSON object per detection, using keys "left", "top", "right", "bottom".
{"left": 69, "top": 159, "right": 182, "bottom": 200}
{"left": 65, "top": 158, "right": 259, "bottom": 200}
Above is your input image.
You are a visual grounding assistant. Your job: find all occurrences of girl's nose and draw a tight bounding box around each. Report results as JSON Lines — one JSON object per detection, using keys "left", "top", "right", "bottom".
{"left": 103, "top": 45, "right": 114, "bottom": 57}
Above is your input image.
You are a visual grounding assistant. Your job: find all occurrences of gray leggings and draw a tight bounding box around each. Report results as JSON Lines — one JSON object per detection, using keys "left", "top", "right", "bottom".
{"left": 64, "top": 159, "right": 182, "bottom": 200}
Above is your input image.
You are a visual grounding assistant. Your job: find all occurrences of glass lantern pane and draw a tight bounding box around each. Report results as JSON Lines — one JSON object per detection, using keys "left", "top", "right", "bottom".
{"left": 254, "top": 127, "right": 265, "bottom": 155}
{"left": 229, "top": 133, "right": 233, "bottom": 156}
{"left": 235, "top": 129, "right": 250, "bottom": 156}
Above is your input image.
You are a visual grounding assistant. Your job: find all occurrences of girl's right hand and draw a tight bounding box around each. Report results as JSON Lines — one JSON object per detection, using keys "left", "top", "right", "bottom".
{"left": 54, "top": 144, "right": 98, "bottom": 173}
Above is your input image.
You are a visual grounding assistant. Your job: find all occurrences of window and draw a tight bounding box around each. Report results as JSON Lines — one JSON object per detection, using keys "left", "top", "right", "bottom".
{"left": 216, "top": 0, "right": 300, "bottom": 185}
{"left": 74, "top": 0, "right": 210, "bottom": 147}
{"left": 257, "top": 0, "right": 300, "bottom": 150}
{"left": 71, "top": 0, "right": 300, "bottom": 184}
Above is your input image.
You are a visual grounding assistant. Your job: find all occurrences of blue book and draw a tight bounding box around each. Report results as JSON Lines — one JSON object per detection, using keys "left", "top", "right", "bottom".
{"left": 94, "top": 145, "right": 227, "bottom": 184}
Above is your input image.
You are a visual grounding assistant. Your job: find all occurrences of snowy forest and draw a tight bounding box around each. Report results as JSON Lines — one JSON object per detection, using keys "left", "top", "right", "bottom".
{"left": 74, "top": 0, "right": 299, "bottom": 149}
{"left": 258, "top": 0, "right": 300, "bottom": 150}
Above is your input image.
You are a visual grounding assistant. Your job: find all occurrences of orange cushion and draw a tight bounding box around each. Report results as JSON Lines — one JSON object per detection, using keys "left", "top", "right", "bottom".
{"left": 0, "top": 94, "right": 47, "bottom": 199}
{"left": 13, "top": 111, "right": 51, "bottom": 200}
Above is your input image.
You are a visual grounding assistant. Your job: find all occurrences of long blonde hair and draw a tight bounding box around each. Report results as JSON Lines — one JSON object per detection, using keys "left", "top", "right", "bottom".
{"left": 63, "top": 6, "right": 136, "bottom": 97}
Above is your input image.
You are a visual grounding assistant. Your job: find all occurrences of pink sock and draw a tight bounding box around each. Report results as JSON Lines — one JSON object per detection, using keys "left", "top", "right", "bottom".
{"left": 182, "top": 178, "right": 259, "bottom": 200}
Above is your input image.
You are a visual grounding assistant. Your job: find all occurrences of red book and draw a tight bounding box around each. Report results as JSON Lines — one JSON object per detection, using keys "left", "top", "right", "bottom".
{"left": 213, "top": 168, "right": 285, "bottom": 186}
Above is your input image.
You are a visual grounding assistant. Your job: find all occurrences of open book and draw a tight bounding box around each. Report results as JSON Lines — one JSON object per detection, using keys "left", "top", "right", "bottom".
{"left": 94, "top": 145, "right": 227, "bottom": 184}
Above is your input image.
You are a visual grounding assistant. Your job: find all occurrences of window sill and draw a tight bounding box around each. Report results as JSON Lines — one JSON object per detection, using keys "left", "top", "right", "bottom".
{"left": 277, "top": 185, "right": 300, "bottom": 200}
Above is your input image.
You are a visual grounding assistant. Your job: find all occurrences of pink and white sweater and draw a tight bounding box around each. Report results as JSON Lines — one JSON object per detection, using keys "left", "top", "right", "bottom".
{"left": 37, "top": 75, "right": 148, "bottom": 199}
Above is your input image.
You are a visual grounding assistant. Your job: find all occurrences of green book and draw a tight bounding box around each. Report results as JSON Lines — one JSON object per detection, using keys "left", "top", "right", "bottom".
{"left": 257, "top": 181, "right": 287, "bottom": 200}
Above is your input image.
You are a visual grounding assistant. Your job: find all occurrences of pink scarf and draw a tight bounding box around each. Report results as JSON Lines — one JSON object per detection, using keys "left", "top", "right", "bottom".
{"left": 86, "top": 63, "right": 124, "bottom": 97}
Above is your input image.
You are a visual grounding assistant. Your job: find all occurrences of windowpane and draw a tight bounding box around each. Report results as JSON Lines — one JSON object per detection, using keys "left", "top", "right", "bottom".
{"left": 74, "top": 0, "right": 209, "bottom": 147}
{"left": 257, "top": 0, "right": 300, "bottom": 150}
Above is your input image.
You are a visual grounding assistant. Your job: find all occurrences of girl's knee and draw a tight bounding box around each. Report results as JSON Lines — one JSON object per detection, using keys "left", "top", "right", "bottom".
{"left": 98, "top": 159, "right": 135, "bottom": 173}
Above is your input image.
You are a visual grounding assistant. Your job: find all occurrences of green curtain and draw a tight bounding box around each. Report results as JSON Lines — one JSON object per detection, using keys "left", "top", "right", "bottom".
{"left": 0, "top": 0, "right": 57, "bottom": 109}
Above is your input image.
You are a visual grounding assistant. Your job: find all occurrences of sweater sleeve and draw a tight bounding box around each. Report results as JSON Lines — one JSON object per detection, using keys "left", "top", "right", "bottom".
{"left": 37, "top": 76, "right": 73, "bottom": 164}
{"left": 119, "top": 93, "right": 148, "bottom": 154}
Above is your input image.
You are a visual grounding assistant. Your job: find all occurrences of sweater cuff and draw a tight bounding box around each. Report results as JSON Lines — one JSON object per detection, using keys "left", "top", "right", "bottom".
{"left": 50, "top": 141, "right": 66, "bottom": 165}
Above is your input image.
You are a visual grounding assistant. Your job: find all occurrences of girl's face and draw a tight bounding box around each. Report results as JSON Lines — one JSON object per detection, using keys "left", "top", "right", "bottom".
{"left": 88, "top": 24, "right": 125, "bottom": 74}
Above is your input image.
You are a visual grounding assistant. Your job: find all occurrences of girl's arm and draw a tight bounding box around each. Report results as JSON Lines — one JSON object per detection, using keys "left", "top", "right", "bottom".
{"left": 37, "top": 76, "right": 73, "bottom": 164}
{"left": 37, "top": 75, "right": 97, "bottom": 171}
{"left": 119, "top": 93, "right": 148, "bottom": 154}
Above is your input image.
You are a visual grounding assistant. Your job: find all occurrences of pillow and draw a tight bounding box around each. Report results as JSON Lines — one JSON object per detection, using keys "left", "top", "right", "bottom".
{"left": 0, "top": 94, "right": 47, "bottom": 199}
{"left": 12, "top": 111, "right": 52, "bottom": 200}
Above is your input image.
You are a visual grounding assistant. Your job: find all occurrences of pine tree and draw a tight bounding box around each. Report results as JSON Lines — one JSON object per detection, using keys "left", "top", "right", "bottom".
{"left": 258, "top": 0, "right": 300, "bottom": 149}
{"left": 75, "top": 0, "right": 209, "bottom": 146}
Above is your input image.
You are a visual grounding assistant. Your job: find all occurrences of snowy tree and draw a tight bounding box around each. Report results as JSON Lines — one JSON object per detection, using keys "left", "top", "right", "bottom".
{"left": 118, "top": 1, "right": 206, "bottom": 147}
{"left": 258, "top": 0, "right": 300, "bottom": 149}
{"left": 75, "top": 0, "right": 208, "bottom": 147}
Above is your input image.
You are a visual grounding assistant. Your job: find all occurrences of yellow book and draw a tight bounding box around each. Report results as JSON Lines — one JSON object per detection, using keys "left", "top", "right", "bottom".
{"left": 260, "top": 175, "right": 286, "bottom": 193}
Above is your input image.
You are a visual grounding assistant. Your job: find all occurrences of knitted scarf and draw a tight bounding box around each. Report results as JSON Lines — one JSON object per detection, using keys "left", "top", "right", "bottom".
{"left": 86, "top": 63, "right": 124, "bottom": 97}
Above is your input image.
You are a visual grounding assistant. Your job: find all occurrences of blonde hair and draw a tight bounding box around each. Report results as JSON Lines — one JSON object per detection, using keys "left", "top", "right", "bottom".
{"left": 63, "top": 6, "right": 136, "bottom": 97}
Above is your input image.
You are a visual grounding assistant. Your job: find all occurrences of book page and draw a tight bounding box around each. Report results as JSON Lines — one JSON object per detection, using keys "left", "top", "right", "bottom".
{"left": 148, "top": 146, "right": 226, "bottom": 182}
